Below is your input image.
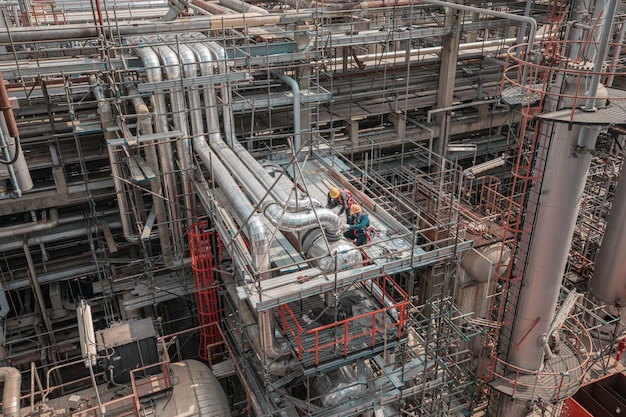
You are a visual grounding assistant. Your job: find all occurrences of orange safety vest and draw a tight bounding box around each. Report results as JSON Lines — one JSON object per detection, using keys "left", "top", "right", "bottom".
{"left": 338, "top": 190, "right": 354, "bottom": 209}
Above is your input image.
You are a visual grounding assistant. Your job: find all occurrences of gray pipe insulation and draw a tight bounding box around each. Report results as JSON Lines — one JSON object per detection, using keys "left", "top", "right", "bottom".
{"left": 0, "top": 366, "right": 21, "bottom": 417}
{"left": 189, "top": 37, "right": 341, "bottom": 235}
{"left": 150, "top": 36, "right": 196, "bottom": 219}
{"left": 197, "top": 35, "right": 324, "bottom": 213}
{"left": 124, "top": 81, "right": 172, "bottom": 262}
{"left": 133, "top": 41, "right": 185, "bottom": 255}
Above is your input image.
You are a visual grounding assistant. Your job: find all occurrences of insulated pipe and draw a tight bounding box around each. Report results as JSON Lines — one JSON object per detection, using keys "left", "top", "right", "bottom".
{"left": 204, "top": 41, "right": 236, "bottom": 149}
{"left": 0, "top": 113, "right": 32, "bottom": 194}
{"left": 265, "top": 202, "right": 342, "bottom": 235}
{"left": 92, "top": 77, "right": 141, "bottom": 243}
{"left": 582, "top": 0, "right": 618, "bottom": 111}
{"left": 0, "top": 72, "right": 18, "bottom": 137}
{"left": 0, "top": 208, "right": 58, "bottom": 238}
{"left": 219, "top": 0, "right": 269, "bottom": 15}
{"left": 0, "top": 283, "right": 8, "bottom": 318}
{"left": 0, "top": 13, "right": 304, "bottom": 43}
{"left": 125, "top": 82, "right": 172, "bottom": 263}
{"left": 222, "top": 272, "right": 286, "bottom": 359}
{"left": 133, "top": 41, "right": 184, "bottom": 256}
{"left": 272, "top": 71, "right": 302, "bottom": 155}
{"left": 193, "top": 41, "right": 339, "bottom": 234}
{"left": 152, "top": 38, "right": 196, "bottom": 220}
{"left": 589, "top": 158, "right": 626, "bottom": 313}
{"left": 201, "top": 38, "right": 322, "bottom": 212}
{"left": 0, "top": 367, "right": 21, "bottom": 417}
{"left": 419, "top": 0, "right": 537, "bottom": 58}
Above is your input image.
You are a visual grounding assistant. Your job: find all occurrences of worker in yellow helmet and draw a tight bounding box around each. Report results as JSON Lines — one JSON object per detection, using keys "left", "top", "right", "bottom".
{"left": 327, "top": 187, "right": 355, "bottom": 221}
{"left": 343, "top": 204, "right": 370, "bottom": 246}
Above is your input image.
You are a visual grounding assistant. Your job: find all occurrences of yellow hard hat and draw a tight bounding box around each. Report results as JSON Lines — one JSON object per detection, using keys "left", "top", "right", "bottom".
{"left": 350, "top": 204, "right": 362, "bottom": 215}
{"left": 329, "top": 187, "right": 339, "bottom": 199}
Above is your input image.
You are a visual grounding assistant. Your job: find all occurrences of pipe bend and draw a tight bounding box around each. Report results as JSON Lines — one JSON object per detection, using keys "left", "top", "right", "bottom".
{"left": 0, "top": 366, "right": 21, "bottom": 417}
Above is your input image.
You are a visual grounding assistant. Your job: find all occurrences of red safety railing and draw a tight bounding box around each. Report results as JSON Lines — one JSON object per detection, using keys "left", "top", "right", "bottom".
{"left": 280, "top": 276, "right": 408, "bottom": 366}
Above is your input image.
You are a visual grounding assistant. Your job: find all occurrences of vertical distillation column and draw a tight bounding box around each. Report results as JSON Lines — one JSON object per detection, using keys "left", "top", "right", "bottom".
{"left": 188, "top": 221, "right": 222, "bottom": 362}
{"left": 487, "top": 1, "right": 618, "bottom": 415}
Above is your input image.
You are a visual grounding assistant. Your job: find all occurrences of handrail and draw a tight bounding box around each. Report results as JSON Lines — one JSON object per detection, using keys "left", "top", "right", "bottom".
{"left": 280, "top": 280, "right": 410, "bottom": 366}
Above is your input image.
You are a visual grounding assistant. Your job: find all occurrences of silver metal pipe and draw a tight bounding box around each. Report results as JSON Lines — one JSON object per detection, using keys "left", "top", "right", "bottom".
{"left": 219, "top": 0, "right": 269, "bottom": 14}
{"left": 272, "top": 71, "right": 302, "bottom": 156}
{"left": 133, "top": 41, "right": 184, "bottom": 256}
{"left": 153, "top": 38, "right": 196, "bottom": 221}
{"left": 92, "top": 76, "right": 141, "bottom": 243}
{"left": 0, "top": 12, "right": 313, "bottom": 43}
{"left": 125, "top": 82, "right": 172, "bottom": 262}
{"left": 590, "top": 157, "right": 626, "bottom": 313}
{"left": 0, "top": 113, "right": 31, "bottom": 194}
{"left": 0, "top": 208, "right": 58, "bottom": 238}
{"left": 265, "top": 202, "right": 342, "bottom": 235}
{"left": 202, "top": 38, "right": 321, "bottom": 212}
{"left": 419, "top": 0, "right": 537, "bottom": 57}
{"left": 0, "top": 366, "right": 21, "bottom": 417}
{"left": 582, "top": 0, "right": 618, "bottom": 110}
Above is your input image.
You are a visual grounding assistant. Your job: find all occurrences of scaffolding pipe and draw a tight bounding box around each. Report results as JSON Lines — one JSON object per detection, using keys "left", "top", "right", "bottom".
{"left": 133, "top": 42, "right": 184, "bottom": 256}
{"left": 0, "top": 367, "right": 21, "bottom": 417}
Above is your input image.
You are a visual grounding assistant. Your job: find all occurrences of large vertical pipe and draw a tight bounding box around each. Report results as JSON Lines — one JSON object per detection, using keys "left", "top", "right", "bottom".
{"left": 589, "top": 158, "right": 626, "bottom": 315}
{"left": 92, "top": 76, "right": 140, "bottom": 243}
{"left": 133, "top": 42, "right": 184, "bottom": 257}
{"left": 152, "top": 37, "right": 197, "bottom": 222}
{"left": 0, "top": 73, "right": 32, "bottom": 193}
{"left": 272, "top": 71, "right": 301, "bottom": 155}
{"left": 0, "top": 367, "right": 21, "bottom": 417}
{"left": 125, "top": 82, "right": 172, "bottom": 263}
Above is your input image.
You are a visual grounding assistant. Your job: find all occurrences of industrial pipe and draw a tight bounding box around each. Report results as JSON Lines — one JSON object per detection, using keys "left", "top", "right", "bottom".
{"left": 0, "top": 208, "right": 58, "bottom": 238}
{"left": 125, "top": 81, "right": 172, "bottom": 262}
{"left": 133, "top": 41, "right": 184, "bottom": 255}
{"left": 219, "top": 0, "right": 269, "bottom": 15}
{"left": 0, "top": 72, "right": 18, "bottom": 137}
{"left": 0, "top": 12, "right": 315, "bottom": 43}
{"left": 589, "top": 157, "right": 626, "bottom": 316}
{"left": 272, "top": 71, "right": 302, "bottom": 155}
{"left": 0, "top": 366, "right": 21, "bottom": 417}
{"left": 201, "top": 38, "right": 323, "bottom": 212}
{"left": 418, "top": 0, "right": 537, "bottom": 58}
{"left": 152, "top": 37, "right": 196, "bottom": 219}
{"left": 582, "top": 0, "right": 618, "bottom": 111}
{"left": 92, "top": 76, "right": 141, "bottom": 244}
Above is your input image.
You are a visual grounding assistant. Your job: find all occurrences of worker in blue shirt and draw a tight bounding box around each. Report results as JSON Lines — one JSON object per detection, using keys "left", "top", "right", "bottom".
{"left": 343, "top": 204, "right": 370, "bottom": 246}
